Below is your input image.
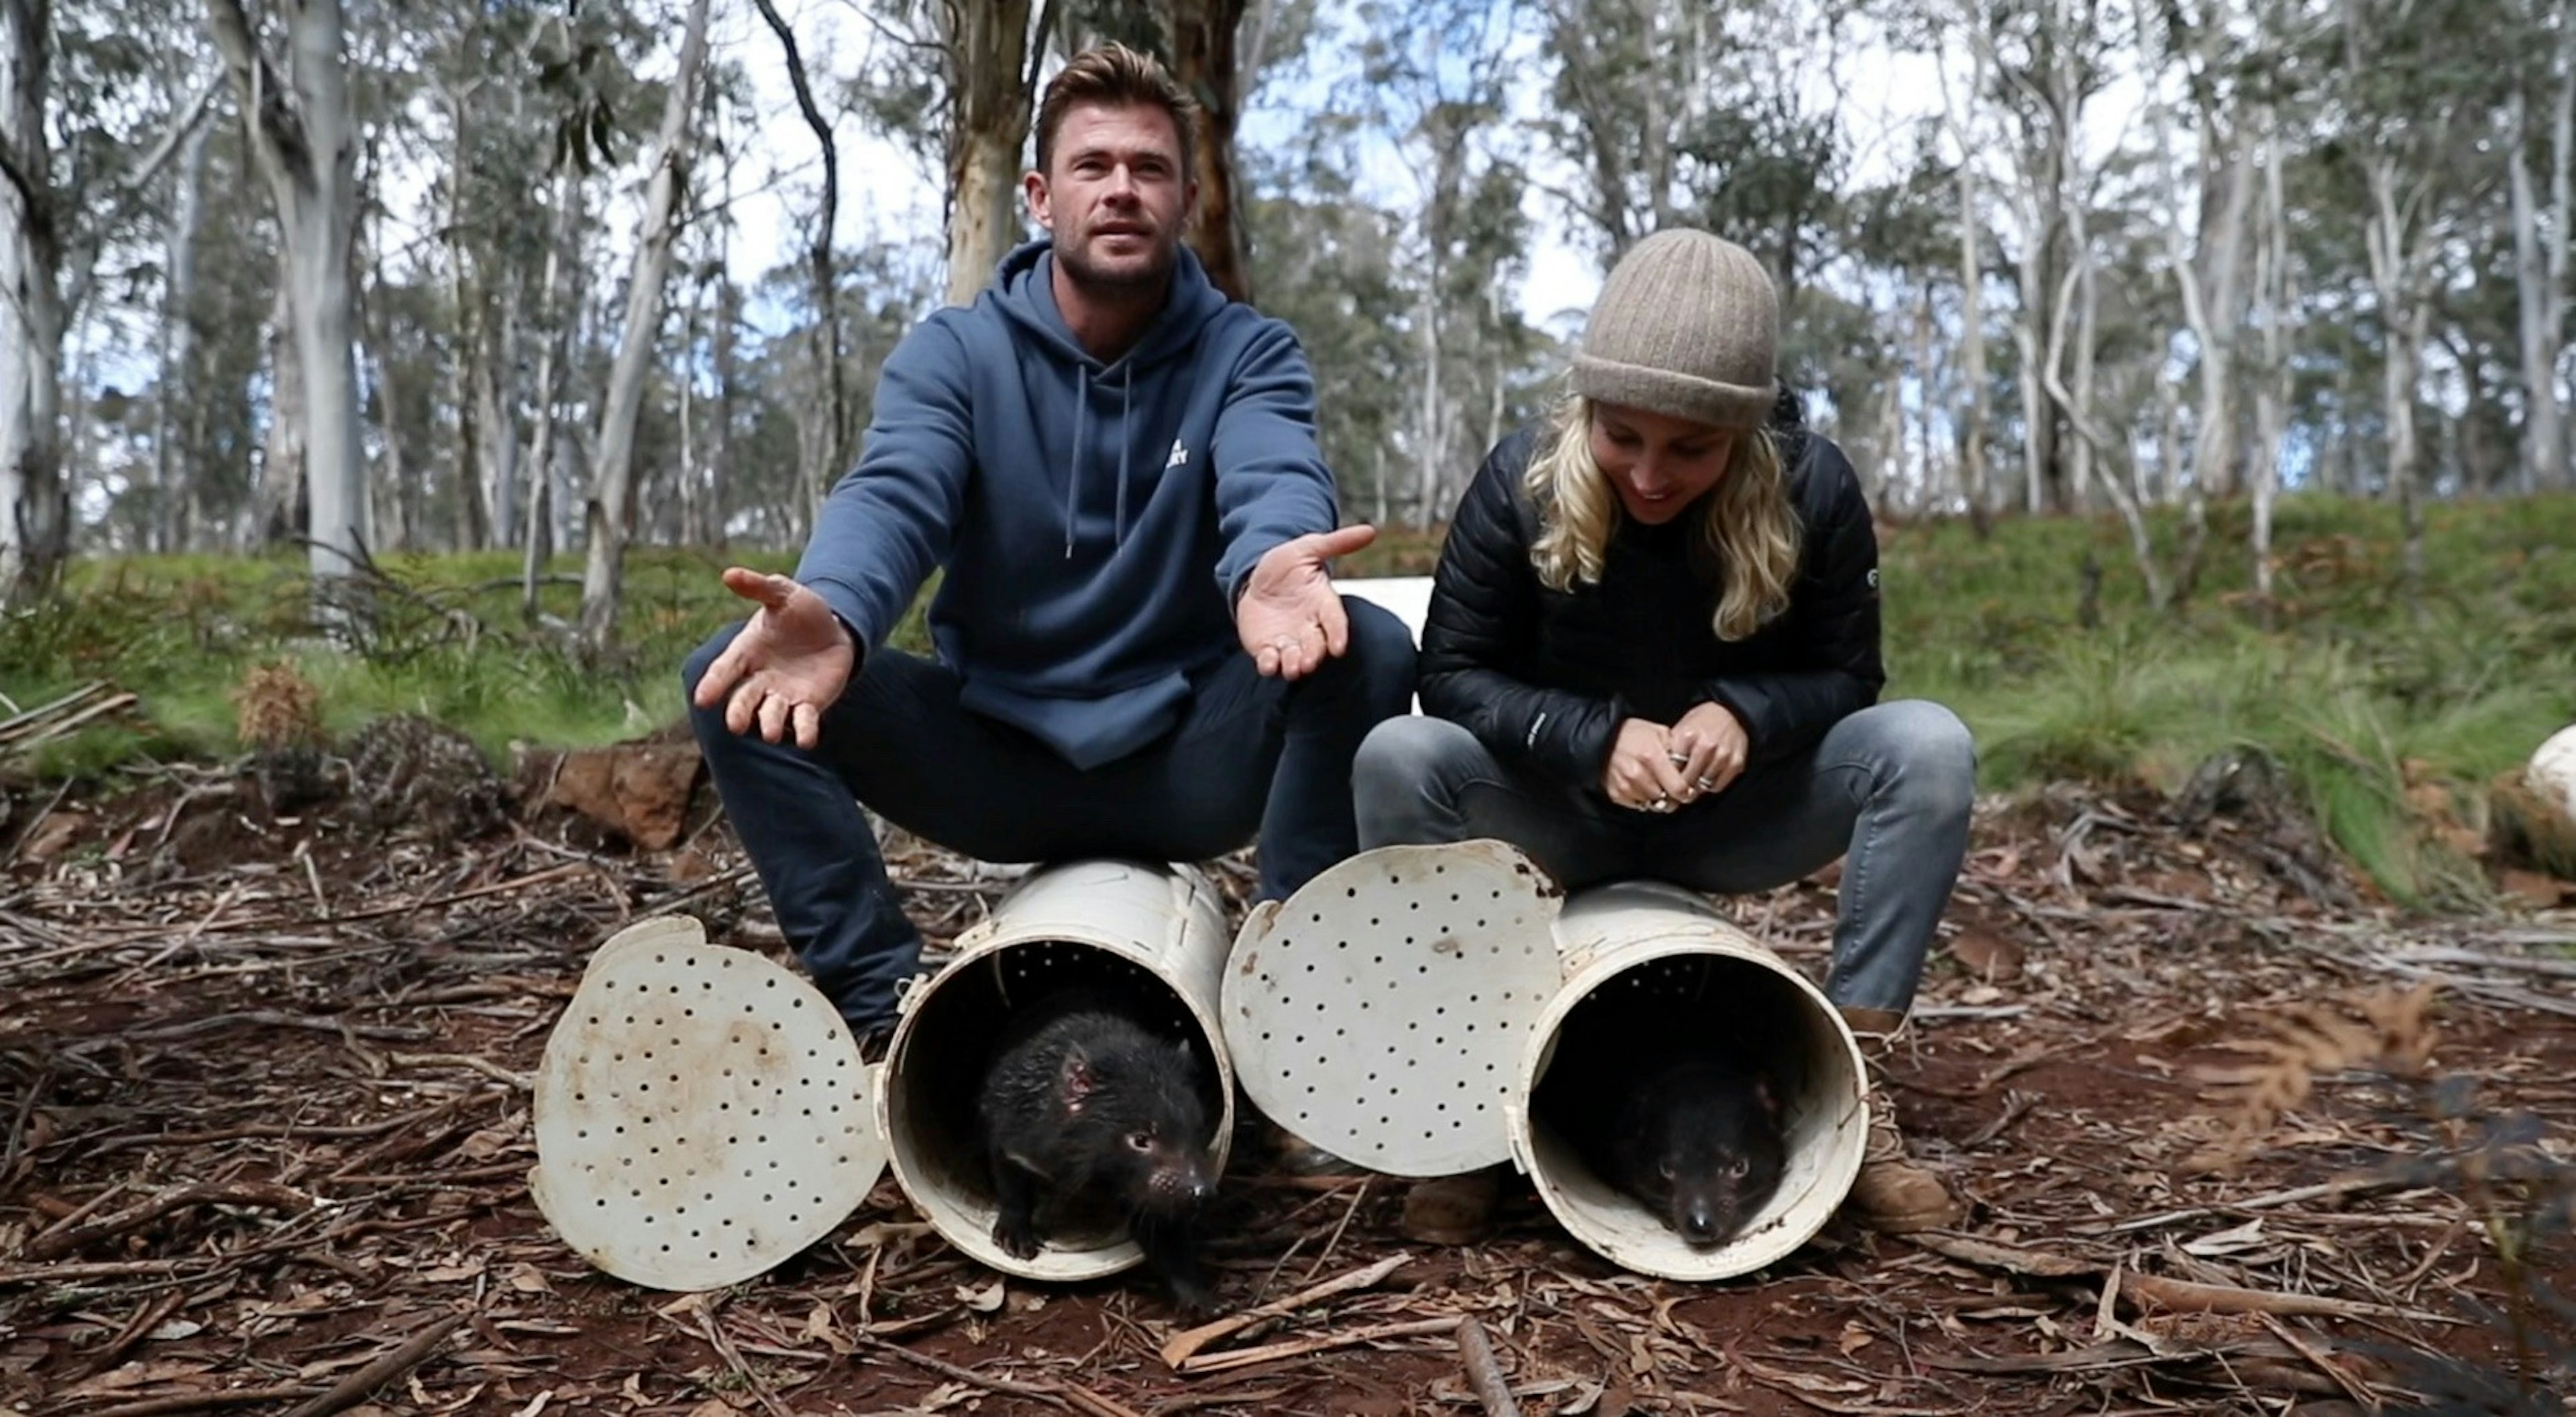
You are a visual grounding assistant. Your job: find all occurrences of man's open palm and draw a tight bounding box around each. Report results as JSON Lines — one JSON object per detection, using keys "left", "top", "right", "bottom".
{"left": 1238, "top": 524, "right": 1377, "bottom": 680}
{"left": 692, "top": 568, "right": 856, "bottom": 749}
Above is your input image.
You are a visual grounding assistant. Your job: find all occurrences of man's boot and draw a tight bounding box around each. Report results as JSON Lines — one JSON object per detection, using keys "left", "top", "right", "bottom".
{"left": 1839, "top": 1006, "right": 1964, "bottom": 1233}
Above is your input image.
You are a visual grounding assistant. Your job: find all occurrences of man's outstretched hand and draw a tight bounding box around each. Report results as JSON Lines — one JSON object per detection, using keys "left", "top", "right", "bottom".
{"left": 692, "top": 568, "right": 857, "bottom": 749}
{"left": 1238, "top": 524, "right": 1377, "bottom": 680}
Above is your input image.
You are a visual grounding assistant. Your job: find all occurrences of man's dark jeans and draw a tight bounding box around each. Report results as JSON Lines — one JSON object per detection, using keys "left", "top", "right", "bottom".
{"left": 684, "top": 598, "right": 1416, "bottom": 1035}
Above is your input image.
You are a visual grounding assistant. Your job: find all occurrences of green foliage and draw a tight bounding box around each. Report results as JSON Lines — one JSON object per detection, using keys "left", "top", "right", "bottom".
{"left": 1, "top": 548, "right": 931, "bottom": 774}
{"left": 12, "top": 491, "right": 2575, "bottom": 908}
{"left": 1893, "top": 491, "right": 2576, "bottom": 905}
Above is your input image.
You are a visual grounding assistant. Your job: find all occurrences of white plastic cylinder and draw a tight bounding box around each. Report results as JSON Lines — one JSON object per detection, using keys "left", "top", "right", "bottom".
{"left": 1509, "top": 880, "right": 1869, "bottom": 1281}
{"left": 875, "top": 859, "right": 1238, "bottom": 1283}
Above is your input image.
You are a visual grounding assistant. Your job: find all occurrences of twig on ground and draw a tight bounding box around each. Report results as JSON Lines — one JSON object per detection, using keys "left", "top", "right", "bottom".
{"left": 1455, "top": 1315, "right": 1521, "bottom": 1417}
{"left": 278, "top": 1312, "right": 469, "bottom": 1417}
{"left": 1175, "top": 1316, "right": 1463, "bottom": 1375}
{"left": 857, "top": 1333, "right": 1075, "bottom": 1410}
{"left": 1161, "top": 1251, "right": 1412, "bottom": 1368}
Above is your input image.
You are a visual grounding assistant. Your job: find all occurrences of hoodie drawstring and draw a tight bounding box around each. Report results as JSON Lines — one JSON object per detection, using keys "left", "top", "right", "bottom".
{"left": 1065, "top": 367, "right": 1089, "bottom": 560}
{"left": 1064, "top": 365, "right": 1138, "bottom": 559}
{"left": 1114, "top": 375, "right": 1132, "bottom": 546}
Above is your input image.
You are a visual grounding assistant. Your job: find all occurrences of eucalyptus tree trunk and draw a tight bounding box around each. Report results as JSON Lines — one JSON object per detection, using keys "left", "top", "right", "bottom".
{"left": 475, "top": 282, "right": 521, "bottom": 550}
{"left": 577, "top": 0, "right": 714, "bottom": 649}
{"left": 208, "top": 0, "right": 368, "bottom": 585}
{"left": 152, "top": 119, "right": 213, "bottom": 554}
{"left": 2248, "top": 113, "right": 2291, "bottom": 627}
{"left": 1165, "top": 0, "right": 1252, "bottom": 303}
{"left": 522, "top": 166, "right": 577, "bottom": 619}
{"left": 1947, "top": 34, "right": 1992, "bottom": 533}
{"left": 0, "top": 0, "right": 68, "bottom": 600}
{"left": 255, "top": 284, "right": 306, "bottom": 548}
{"left": 2363, "top": 150, "right": 2431, "bottom": 622}
{"left": 749, "top": 0, "right": 845, "bottom": 511}
{"left": 2508, "top": 13, "right": 2573, "bottom": 494}
{"left": 945, "top": 0, "right": 1032, "bottom": 307}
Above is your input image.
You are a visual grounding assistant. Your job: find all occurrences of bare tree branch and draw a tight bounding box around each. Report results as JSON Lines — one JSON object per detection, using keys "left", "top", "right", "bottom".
{"left": 201, "top": 0, "right": 302, "bottom": 178}
{"left": 747, "top": 0, "right": 849, "bottom": 476}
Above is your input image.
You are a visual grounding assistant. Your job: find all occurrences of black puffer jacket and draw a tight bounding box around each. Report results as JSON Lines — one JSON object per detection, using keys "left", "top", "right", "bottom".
{"left": 1417, "top": 403, "right": 1883, "bottom": 796}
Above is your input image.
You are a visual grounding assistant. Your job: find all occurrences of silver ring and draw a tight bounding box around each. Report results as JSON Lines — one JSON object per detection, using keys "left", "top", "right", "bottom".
{"left": 1695, "top": 776, "right": 1716, "bottom": 792}
{"left": 1666, "top": 751, "right": 1690, "bottom": 767}
{"left": 1652, "top": 795, "right": 1673, "bottom": 812}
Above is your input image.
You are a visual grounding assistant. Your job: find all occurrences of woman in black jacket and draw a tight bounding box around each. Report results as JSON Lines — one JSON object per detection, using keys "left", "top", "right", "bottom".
{"left": 1353, "top": 229, "right": 1974, "bottom": 1236}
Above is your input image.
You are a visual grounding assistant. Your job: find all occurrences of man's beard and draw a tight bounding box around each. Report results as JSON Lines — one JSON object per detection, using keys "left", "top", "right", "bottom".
{"left": 1057, "top": 226, "right": 1181, "bottom": 291}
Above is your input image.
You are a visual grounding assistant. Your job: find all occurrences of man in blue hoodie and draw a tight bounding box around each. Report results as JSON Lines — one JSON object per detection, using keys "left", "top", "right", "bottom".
{"left": 683, "top": 44, "right": 1415, "bottom": 1055}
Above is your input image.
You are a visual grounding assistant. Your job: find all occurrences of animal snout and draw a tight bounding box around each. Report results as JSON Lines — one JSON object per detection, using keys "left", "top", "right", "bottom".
{"left": 1149, "top": 1165, "right": 1216, "bottom": 1210}
{"left": 1679, "top": 1202, "right": 1731, "bottom": 1249}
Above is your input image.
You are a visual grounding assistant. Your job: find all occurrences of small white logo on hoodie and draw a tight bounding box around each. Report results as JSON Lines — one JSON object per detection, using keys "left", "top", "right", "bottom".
{"left": 1166, "top": 440, "right": 1189, "bottom": 470}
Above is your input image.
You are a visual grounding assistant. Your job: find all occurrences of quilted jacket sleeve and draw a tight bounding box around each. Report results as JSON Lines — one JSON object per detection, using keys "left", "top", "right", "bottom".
{"left": 1418, "top": 433, "right": 1625, "bottom": 792}
{"left": 1700, "top": 434, "right": 1886, "bottom": 764}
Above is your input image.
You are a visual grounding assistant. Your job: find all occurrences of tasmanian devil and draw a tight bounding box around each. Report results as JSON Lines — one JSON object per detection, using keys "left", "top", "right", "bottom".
{"left": 973, "top": 986, "right": 1220, "bottom": 1312}
{"left": 1602, "top": 1053, "right": 1786, "bottom": 1249}
{"left": 1541, "top": 1028, "right": 1787, "bottom": 1251}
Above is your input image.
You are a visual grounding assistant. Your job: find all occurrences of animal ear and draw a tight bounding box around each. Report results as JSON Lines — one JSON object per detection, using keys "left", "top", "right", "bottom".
{"left": 1754, "top": 1073, "right": 1779, "bottom": 1116}
{"left": 1060, "top": 1046, "right": 1095, "bottom": 1109}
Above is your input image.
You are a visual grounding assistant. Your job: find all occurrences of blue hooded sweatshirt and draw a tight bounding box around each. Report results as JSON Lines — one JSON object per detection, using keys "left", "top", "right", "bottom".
{"left": 795, "top": 238, "right": 1342, "bottom": 770}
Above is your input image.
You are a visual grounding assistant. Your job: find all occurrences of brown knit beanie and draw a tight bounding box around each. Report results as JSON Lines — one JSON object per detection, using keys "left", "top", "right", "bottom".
{"left": 1570, "top": 229, "right": 1778, "bottom": 429}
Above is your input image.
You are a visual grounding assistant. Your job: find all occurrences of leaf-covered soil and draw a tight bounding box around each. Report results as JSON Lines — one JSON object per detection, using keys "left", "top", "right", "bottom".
{"left": 5, "top": 732, "right": 2575, "bottom": 1417}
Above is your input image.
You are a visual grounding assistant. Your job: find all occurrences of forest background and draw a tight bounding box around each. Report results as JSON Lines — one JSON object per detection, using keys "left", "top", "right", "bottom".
{"left": 5, "top": 0, "right": 2575, "bottom": 905}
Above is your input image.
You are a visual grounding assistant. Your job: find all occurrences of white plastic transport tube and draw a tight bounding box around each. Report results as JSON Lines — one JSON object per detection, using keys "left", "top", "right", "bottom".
{"left": 1511, "top": 879, "right": 1870, "bottom": 1281}
{"left": 875, "top": 858, "right": 1239, "bottom": 1284}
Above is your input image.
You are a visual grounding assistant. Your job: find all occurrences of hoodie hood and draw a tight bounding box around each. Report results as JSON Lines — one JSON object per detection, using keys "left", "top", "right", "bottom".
{"left": 993, "top": 240, "right": 1232, "bottom": 558}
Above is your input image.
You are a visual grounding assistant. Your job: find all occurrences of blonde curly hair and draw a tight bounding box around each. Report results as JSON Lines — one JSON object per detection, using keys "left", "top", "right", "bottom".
{"left": 1522, "top": 394, "right": 1802, "bottom": 641}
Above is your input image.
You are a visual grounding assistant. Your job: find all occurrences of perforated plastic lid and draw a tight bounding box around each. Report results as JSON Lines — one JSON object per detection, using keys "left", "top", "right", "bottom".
{"left": 529, "top": 916, "right": 886, "bottom": 1291}
{"left": 1222, "top": 841, "right": 1564, "bottom": 1177}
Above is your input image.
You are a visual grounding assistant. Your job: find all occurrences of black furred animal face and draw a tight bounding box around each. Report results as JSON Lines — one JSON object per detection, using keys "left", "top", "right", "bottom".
{"left": 1059, "top": 1037, "right": 1216, "bottom": 1216}
{"left": 1619, "top": 1064, "right": 1786, "bottom": 1250}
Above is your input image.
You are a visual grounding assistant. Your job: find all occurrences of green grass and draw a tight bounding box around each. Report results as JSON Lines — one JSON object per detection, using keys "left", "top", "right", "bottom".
{"left": 1886, "top": 492, "right": 2576, "bottom": 905}
{"left": 8, "top": 492, "right": 2574, "bottom": 907}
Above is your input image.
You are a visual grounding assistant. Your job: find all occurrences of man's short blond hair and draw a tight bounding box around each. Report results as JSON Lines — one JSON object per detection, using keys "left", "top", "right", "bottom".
{"left": 1034, "top": 42, "right": 1199, "bottom": 178}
